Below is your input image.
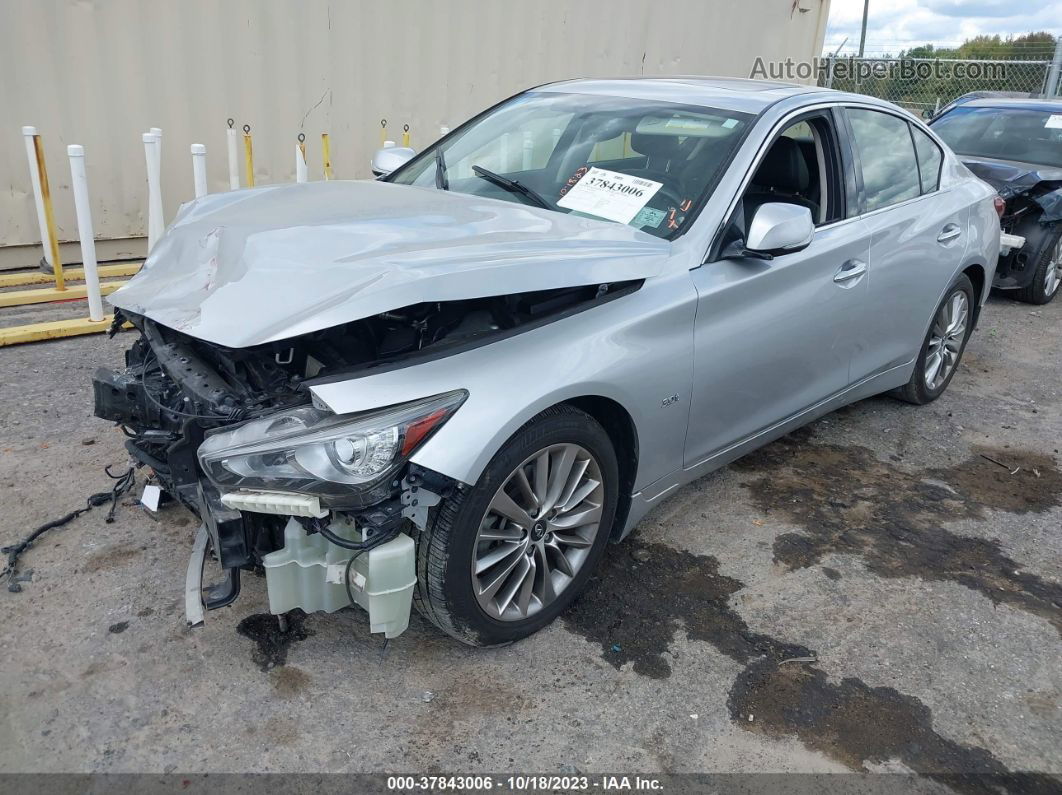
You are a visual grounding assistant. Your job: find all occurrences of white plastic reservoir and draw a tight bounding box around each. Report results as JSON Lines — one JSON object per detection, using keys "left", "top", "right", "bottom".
{"left": 263, "top": 516, "right": 416, "bottom": 638}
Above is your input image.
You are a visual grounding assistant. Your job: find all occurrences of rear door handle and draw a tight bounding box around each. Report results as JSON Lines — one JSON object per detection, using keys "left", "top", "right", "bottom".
{"left": 937, "top": 224, "right": 962, "bottom": 244}
{"left": 833, "top": 258, "right": 867, "bottom": 283}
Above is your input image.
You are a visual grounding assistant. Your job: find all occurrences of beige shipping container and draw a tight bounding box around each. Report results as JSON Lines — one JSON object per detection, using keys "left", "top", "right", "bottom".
{"left": 0, "top": 0, "right": 830, "bottom": 268}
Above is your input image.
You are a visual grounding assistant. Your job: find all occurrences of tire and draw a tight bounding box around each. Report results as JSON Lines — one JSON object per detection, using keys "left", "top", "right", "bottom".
{"left": 894, "top": 273, "right": 976, "bottom": 405}
{"left": 413, "top": 405, "right": 619, "bottom": 646}
{"left": 1013, "top": 226, "right": 1062, "bottom": 305}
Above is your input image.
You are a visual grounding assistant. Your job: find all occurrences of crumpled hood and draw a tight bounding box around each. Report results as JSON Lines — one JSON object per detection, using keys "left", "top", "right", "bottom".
{"left": 961, "top": 157, "right": 1062, "bottom": 225}
{"left": 961, "top": 156, "right": 1062, "bottom": 192}
{"left": 109, "top": 180, "right": 670, "bottom": 347}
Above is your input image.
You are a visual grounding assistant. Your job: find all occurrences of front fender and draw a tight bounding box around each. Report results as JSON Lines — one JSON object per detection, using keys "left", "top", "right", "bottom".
{"left": 308, "top": 271, "right": 697, "bottom": 492}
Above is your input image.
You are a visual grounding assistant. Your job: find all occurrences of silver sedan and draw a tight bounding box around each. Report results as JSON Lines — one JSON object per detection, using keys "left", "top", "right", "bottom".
{"left": 98, "top": 77, "right": 1000, "bottom": 646}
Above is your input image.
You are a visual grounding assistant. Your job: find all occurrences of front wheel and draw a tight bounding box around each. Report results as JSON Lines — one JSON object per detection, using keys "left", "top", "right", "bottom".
{"left": 413, "top": 405, "right": 618, "bottom": 646}
{"left": 894, "top": 273, "right": 975, "bottom": 405}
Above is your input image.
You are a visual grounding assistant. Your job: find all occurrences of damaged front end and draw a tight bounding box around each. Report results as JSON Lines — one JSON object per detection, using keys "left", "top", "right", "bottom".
{"left": 963, "top": 159, "right": 1062, "bottom": 290}
{"left": 93, "top": 282, "right": 630, "bottom": 635}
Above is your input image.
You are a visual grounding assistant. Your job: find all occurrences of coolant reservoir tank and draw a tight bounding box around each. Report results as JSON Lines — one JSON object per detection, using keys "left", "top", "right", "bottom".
{"left": 262, "top": 516, "right": 416, "bottom": 638}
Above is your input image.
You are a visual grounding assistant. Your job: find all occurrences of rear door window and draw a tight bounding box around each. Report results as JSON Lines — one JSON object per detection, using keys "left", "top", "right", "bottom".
{"left": 846, "top": 108, "right": 921, "bottom": 212}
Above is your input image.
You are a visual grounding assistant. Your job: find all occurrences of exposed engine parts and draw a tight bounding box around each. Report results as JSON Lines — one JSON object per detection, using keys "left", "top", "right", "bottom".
{"left": 92, "top": 282, "right": 636, "bottom": 579}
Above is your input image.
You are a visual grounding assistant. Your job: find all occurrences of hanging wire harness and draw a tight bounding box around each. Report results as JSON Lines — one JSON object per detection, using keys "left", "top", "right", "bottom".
{"left": 1, "top": 465, "right": 136, "bottom": 592}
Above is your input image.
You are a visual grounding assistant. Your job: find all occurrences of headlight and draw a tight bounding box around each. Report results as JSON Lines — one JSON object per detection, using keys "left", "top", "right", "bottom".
{"left": 197, "top": 390, "right": 466, "bottom": 506}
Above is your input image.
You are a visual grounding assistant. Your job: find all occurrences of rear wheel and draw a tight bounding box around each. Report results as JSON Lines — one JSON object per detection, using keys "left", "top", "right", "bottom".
{"left": 413, "top": 405, "right": 618, "bottom": 646}
{"left": 894, "top": 274, "right": 975, "bottom": 405}
{"left": 1013, "top": 228, "right": 1062, "bottom": 305}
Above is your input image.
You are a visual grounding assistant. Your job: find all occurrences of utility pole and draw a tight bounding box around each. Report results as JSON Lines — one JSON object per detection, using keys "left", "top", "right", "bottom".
{"left": 1047, "top": 35, "right": 1062, "bottom": 98}
{"left": 858, "top": 0, "right": 870, "bottom": 58}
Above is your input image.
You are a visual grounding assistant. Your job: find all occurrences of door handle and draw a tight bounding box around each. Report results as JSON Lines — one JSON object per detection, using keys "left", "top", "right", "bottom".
{"left": 833, "top": 258, "right": 867, "bottom": 283}
{"left": 937, "top": 224, "right": 962, "bottom": 244}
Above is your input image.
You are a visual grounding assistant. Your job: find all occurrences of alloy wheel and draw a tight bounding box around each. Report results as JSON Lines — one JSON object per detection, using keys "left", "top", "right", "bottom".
{"left": 924, "top": 290, "right": 969, "bottom": 391}
{"left": 471, "top": 443, "right": 604, "bottom": 621}
{"left": 1044, "top": 237, "right": 1062, "bottom": 297}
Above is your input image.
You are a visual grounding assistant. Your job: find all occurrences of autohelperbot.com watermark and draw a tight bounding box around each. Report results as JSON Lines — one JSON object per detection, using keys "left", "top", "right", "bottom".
{"left": 750, "top": 56, "right": 1009, "bottom": 83}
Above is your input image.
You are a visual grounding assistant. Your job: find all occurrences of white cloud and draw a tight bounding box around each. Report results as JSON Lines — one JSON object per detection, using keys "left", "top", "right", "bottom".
{"left": 823, "top": 0, "right": 1062, "bottom": 54}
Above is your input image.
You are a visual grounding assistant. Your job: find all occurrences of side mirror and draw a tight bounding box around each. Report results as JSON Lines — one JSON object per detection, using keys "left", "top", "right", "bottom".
{"left": 921, "top": 108, "right": 935, "bottom": 120}
{"left": 744, "top": 203, "right": 815, "bottom": 257}
{"left": 370, "top": 146, "right": 416, "bottom": 178}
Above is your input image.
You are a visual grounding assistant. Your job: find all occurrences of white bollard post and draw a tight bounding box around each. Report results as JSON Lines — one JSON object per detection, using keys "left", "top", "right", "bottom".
{"left": 226, "top": 124, "right": 239, "bottom": 189}
{"left": 67, "top": 145, "right": 104, "bottom": 322}
{"left": 21, "top": 126, "right": 52, "bottom": 269}
{"left": 150, "top": 127, "right": 163, "bottom": 169}
{"left": 149, "top": 127, "right": 164, "bottom": 225}
{"left": 143, "top": 132, "right": 164, "bottom": 253}
{"left": 295, "top": 143, "right": 308, "bottom": 183}
{"left": 191, "top": 144, "right": 208, "bottom": 198}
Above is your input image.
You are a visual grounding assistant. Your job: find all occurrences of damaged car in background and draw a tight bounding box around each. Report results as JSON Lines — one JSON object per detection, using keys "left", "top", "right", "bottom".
{"left": 94, "top": 78, "right": 1000, "bottom": 646}
{"left": 930, "top": 97, "right": 1062, "bottom": 304}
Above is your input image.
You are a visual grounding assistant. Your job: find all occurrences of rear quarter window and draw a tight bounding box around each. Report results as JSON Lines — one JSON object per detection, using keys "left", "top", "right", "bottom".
{"left": 911, "top": 126, "right": 943, "bottom": 194}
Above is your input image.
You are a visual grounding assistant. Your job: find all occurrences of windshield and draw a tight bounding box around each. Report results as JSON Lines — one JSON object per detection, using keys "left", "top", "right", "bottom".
{"left": 932, "top": 106, "right": 1062, "bottom": 168}
{"left": 388, "top": 91, "right": 754, "bottom": 239}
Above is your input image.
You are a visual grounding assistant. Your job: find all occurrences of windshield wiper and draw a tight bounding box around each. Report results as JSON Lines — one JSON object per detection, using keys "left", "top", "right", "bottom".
{"left": 472, "top": 165, "right": 550, "bottom": 209}
{"left": 435, "top": 148, "right": 449, "bottom": 190}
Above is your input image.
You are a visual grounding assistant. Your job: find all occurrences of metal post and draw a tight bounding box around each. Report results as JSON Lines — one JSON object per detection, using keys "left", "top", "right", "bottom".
{"left": 242, "top": 125, "right": 255, "bottom": 187}
{"left": 66, "top": 145, "right": 104, "bottom": 322}
{"left": 857, "top": 0, "right": 870, "bottom": 57}
{"left": 143, "top": 132, "right": 163, "bottom": 253}
{"left": 296, "top": 134, "right": 308, "bottom": 183}
{"left": 191, "top": 144, "right": 208, "bottom": 198}
{"left": 32, "top": 133, "right": 64, "bottom": 289}
{"left": 402, "top": 124, "right": 410, "bottom": 148}
{"left": 825, "top": 37, "right": 847, "bottom": 90}
{"left": 1047, "top": 36, "right": 1062, "bottom": 98}
{"left": 321, "top": 133, "right": 333, "bottom": 180}
{"left": 21, "top": 126, "right": 53, "bottom": 271}
{"left": 226, "top": 119, "right": 239, "bottom": 189}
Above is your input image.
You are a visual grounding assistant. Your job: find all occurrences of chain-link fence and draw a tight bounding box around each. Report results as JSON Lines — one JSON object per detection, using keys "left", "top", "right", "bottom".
{"left": 818, "top": 57, "right": 1060, "bottom": 116}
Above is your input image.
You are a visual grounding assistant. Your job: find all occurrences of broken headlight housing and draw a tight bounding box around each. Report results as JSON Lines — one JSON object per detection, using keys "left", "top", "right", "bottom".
{"left": 197, "top": 390, "right": 466, "bottom": 506}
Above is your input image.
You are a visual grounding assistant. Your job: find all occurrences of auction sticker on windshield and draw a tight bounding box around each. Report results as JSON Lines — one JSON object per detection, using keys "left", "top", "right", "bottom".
{"left": 558, "top": 167, "right": 663, "bottom": 224}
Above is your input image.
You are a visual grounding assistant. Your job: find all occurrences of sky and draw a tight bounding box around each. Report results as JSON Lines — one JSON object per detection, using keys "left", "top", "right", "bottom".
{"left": 823, "top": 0, "right": 1062, "bottom": 55}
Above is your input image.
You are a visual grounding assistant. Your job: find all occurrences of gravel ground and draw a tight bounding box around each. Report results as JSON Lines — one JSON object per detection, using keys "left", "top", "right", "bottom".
{"left": 0, "top": 292, "right": 1059, "bottom": 790}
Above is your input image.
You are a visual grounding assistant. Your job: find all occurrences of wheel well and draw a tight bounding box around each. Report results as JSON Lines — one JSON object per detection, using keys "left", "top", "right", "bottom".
{"left": 562, "top": 396, "right": 638, "bottom": 541}
{"left": 963, "top": 263, "right": 985, "bottom": 326}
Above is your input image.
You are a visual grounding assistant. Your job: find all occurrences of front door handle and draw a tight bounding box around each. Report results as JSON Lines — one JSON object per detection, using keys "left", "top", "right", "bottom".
{"left": 833, "top": 258, "right": 867, "bottom": 283}
{"left": 937, "top": 224, "right": 962, "bottom": 244}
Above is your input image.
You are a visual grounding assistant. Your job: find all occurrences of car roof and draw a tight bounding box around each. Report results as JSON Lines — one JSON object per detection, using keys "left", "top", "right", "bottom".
{"left": 953, "top": 97, "right": 1062, "bottom": 112}
{"left": 536, "top": 76, "right": 833, "bottom": 115}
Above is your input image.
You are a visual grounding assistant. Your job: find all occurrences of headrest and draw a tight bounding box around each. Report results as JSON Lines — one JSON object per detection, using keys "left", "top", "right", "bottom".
{"left": 630, "top": 132, "right": 688, "bottom": 163}
{"left": 754, "top": 137, "right": 809, "bottom": 193}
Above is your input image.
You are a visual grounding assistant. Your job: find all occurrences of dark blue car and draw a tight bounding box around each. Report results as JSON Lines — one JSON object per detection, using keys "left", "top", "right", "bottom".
{"left": 931, "top": 97, "right": 1062, "bottom": 304}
